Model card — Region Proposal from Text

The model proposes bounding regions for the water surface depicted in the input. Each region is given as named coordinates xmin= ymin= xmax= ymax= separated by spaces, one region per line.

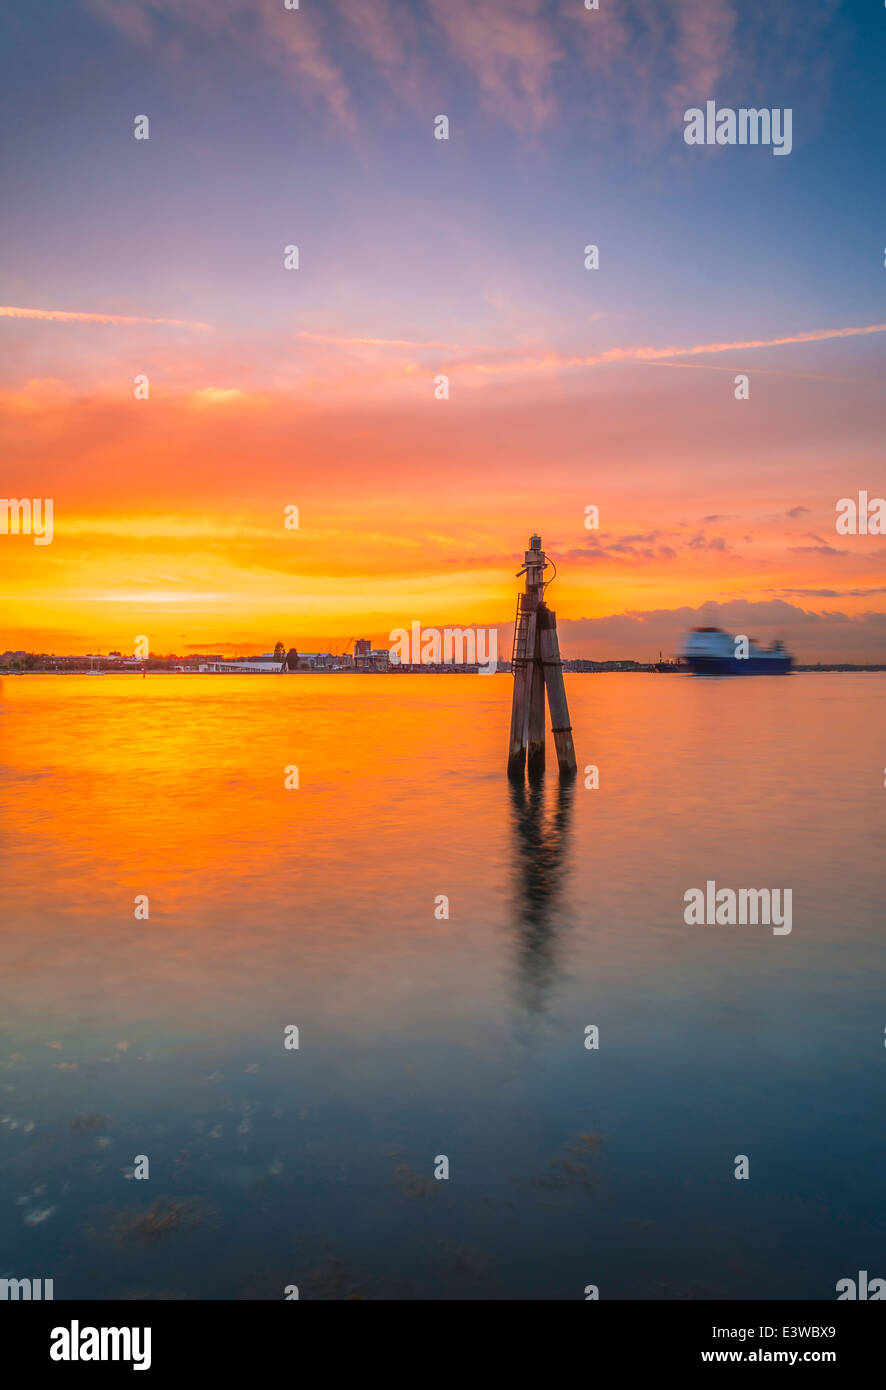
xmin=1 ymin=673 xmax=883 ymax=1299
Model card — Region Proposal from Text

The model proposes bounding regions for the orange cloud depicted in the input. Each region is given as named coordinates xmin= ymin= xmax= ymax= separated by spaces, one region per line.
xmin=2 ymin=339 xmax=883 ymax=658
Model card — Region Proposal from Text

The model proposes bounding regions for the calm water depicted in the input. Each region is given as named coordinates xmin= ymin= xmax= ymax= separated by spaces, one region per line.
xmin=1 ymin=672 xmax=884 ymax=1300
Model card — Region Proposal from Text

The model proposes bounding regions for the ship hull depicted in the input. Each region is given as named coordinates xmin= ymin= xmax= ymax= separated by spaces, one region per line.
xmin=683 ymin=655 xmax=793 ymax=676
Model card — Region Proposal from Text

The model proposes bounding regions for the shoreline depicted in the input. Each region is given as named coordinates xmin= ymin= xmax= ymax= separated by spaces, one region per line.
xmin=3 ymin=666 xmax=886 ymax=677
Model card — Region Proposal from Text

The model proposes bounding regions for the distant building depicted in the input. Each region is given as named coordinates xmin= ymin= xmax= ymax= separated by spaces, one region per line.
xmin=354 ymin=639 xmax=371 ymax=659
xmin=561 ymin=658 xmax=644 ymax=673
xmin=198 ymin=658 xmax=279 ymax=672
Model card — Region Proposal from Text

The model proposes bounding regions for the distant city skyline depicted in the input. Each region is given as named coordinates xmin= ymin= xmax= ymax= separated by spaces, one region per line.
xmin=1 ymin=1 xmax=884 ymax=661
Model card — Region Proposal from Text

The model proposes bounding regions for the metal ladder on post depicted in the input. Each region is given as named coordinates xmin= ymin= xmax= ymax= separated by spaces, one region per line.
xmin=511 ymin=594 xmax=531 ymax=672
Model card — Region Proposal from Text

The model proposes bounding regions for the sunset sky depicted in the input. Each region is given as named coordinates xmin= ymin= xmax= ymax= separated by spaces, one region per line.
xmin=1 ymin=0 xmax=884 ymax=660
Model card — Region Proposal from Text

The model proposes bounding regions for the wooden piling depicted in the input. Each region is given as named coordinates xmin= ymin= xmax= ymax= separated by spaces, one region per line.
xmin=508 ymin=607 xmax=535 ymax=778
xmin=527 ymin=649 xmax=546 ymax=778
xmin=508 ymin=535 xmax=576 ymax=780
xmin=537 ymin=604 xmax=577 ymax=777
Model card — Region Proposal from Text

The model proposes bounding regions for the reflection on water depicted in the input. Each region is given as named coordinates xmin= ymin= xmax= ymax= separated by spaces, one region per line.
xmin=1 ymin=673 xmax=884 ymax=1299
xmin=508 ymin=777 xmax=574 ymax=1016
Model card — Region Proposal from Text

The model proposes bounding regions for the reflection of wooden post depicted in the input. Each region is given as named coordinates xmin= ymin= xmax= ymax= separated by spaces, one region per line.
xmin=508 ymin=536 xmax=576 ymax=780
xmin=538 ymin=604 xmax=577 ymax=777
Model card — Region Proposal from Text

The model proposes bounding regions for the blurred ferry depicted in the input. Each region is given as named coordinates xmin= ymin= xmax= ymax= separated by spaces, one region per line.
xmin=680 ymin=627 xmax=793 ymax=675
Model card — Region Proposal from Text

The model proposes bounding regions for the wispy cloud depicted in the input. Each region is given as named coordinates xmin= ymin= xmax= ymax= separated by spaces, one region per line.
xmin=636 ymin=360 xmax=862 ymax=384
xmin=561 ymin=531 xmax=683 ymax=566
xmin=427 ymin=0 xmax=563 ymax=133
xmin=773 ymin=588 xmax=886 ymax=598
xmin=0 ymin=305 xmax=209 ymax=330
xmin=84 ymin=0 xmax=842 ymax=148
xmin=686 ymin=531 xmax=733 ymax=553
xmin=291 ymin=321 xmax=886 ymax=385
xmin=460 ymin=323 xmax=886 ymax=377
xmin=87 ymin=0 xmax=358 ymax=134
xmin=789 ymin=533 xmax=848 ymax=557
xmin=296 ymin=330 xmax=483 ymax=351
xmin=666 ymin=0 xmax=737 ymax=124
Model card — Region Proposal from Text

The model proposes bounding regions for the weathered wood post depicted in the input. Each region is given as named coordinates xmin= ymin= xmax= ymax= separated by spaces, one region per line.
xmin=527 ymin=644 xmax=546 ymax=778
xmin=538 ymin=603 xmax=577 ymax=777
xmin=508 ymin=534 xmax=576 ymax=780
xmin=507 ymin=605 xmax=535 ymax=778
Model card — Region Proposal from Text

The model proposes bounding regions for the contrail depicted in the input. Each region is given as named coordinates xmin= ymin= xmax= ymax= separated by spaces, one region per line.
xmin=0 ymin=305 xmax=209 ymax=330
xmin=464 ymin=323 xmax=886 ymax=376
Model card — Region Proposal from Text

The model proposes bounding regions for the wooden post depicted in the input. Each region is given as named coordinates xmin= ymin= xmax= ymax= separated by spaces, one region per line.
xmin=538 ymin=603 xmax=577 ymax=777
xmin=508 ymin=534 xmax=576 ymax=780
xmin=507 ymin=607 xmax=535 ymax=778
xmin=527 ymin=643 xmax=546 ymax=778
